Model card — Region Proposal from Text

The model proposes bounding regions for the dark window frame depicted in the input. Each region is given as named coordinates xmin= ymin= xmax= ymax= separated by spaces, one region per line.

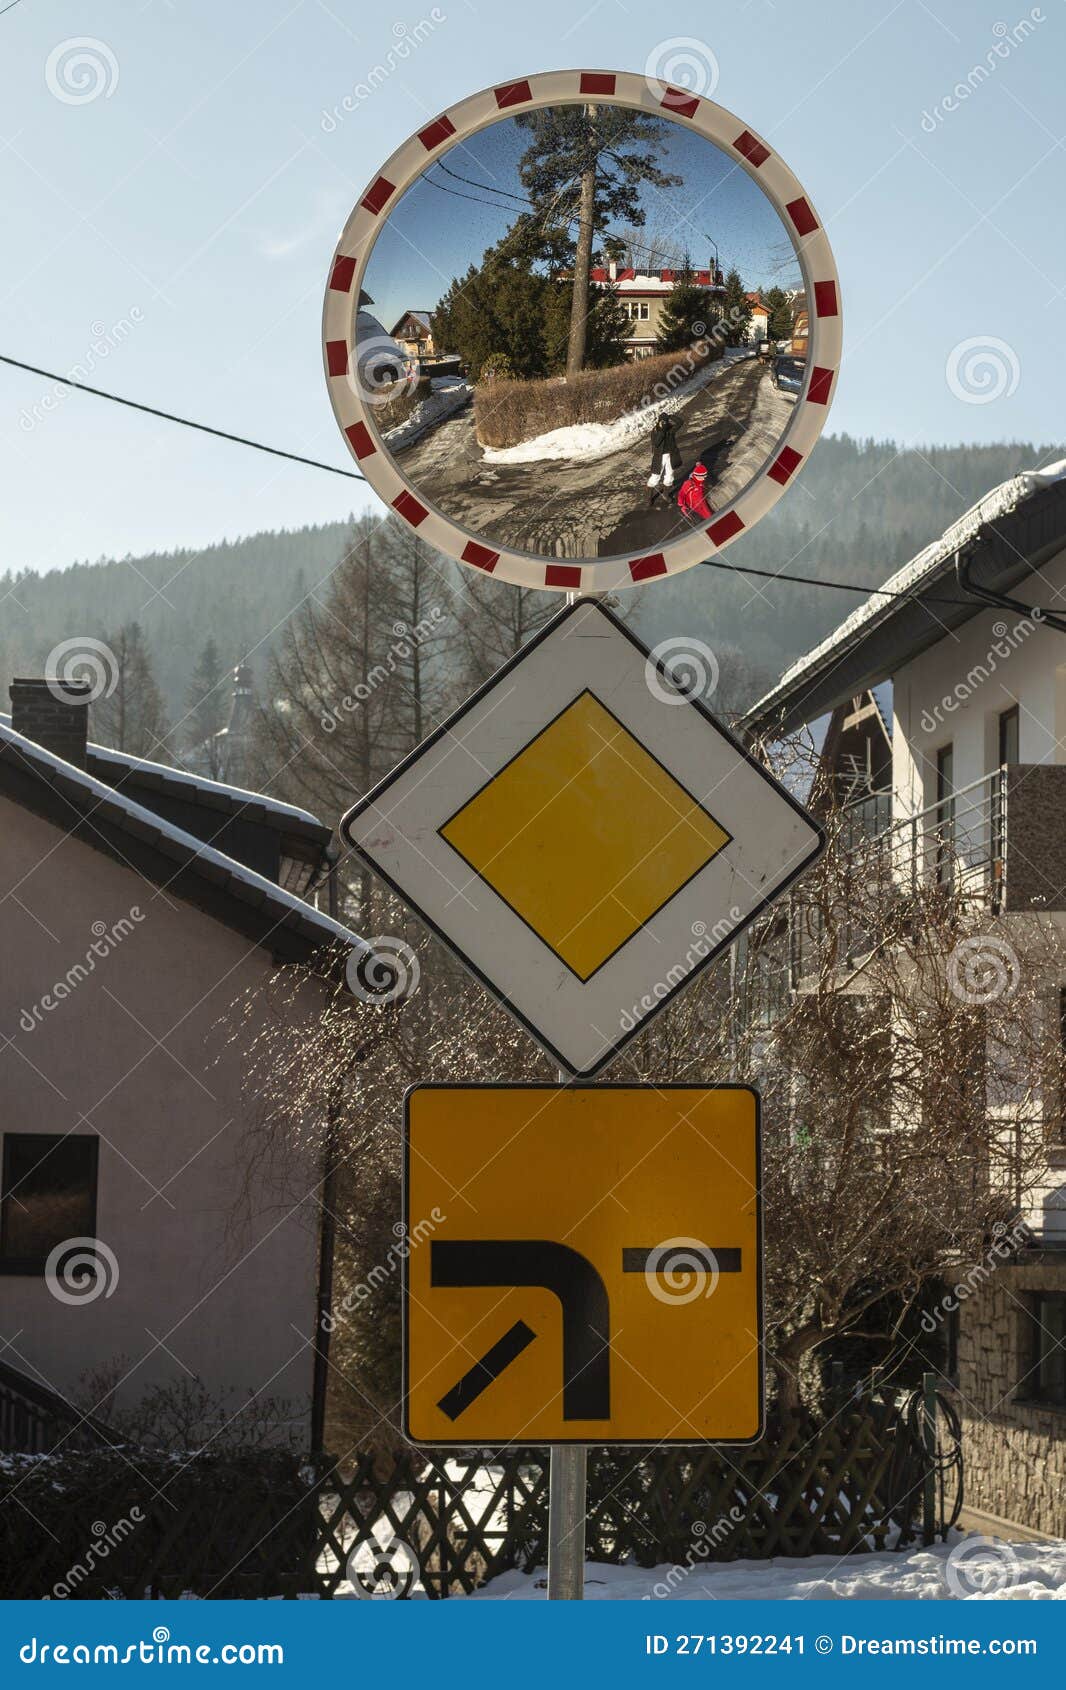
xmin=1016 ymin=1290 xmax=1066 ymax=1410
xmin=944 ymin=1301 xmax=960 ymax=1383
xmin=998 ymin=704 xmax=1020 ymax=768
xmin=0 ymin=1133 xmax=99 ymax=1275
xmin=935 ymin=742 xmax=955 ymax=884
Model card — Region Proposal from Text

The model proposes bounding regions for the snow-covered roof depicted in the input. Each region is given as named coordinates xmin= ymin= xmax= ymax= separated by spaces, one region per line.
xmin=0 ymin=714 xmax=326 ymax=834
xmin=391 ymin=310 xmax=432 ymax=333
xmin=87 ymin=740 xmax=324 ymax=828
xmin=355 ymin=310 xmax=406 ymax=373
xmin=610 ymin=274 xmax=674 ymax=293
xmin=746 ymin=459 xmax=1066 ymax=732
xmin=0 ymin=719 xmax=366 ymax=964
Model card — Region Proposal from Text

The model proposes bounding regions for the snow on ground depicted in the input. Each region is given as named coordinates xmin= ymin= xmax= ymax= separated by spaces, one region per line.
xmin=481 ymin=349 xmax=752 ymax=466
xmin=472 ymin=1538 xmax=1066 ymax=1601
xmin=384 ymin=378 xmax=473 ymax=451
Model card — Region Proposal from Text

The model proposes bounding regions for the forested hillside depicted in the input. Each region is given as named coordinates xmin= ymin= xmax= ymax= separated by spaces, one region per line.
xmin=2 ymin=436 xmax=1060 ymax=756
xmin=639 ymin=436 xmax=1066 ymax=676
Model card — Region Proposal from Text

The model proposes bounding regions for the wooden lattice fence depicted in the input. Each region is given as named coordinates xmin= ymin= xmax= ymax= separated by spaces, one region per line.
xmin=316 ymin=1390 xmax=953 ymax=1598
xmin=0 ymin=1390 xmax=958 ymax=1599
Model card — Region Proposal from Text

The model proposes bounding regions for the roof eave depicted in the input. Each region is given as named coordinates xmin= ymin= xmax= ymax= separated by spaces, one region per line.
xmin=0 ymin=741 xmax=359 ymax=974
xmin=744 ymin=478 xmax=1066 ymax=736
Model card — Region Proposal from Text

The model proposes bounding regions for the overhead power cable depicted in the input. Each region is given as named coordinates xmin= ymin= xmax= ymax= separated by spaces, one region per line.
xmin=0 ymin=353 xmax=366 ymax=482
xmin=5 ymin=348 xmax=1061 ymax=619
xmin=699 ymin=555 xmax=1063 ymax=614
xmin=428 ymin=159 xmax=697 ymax=271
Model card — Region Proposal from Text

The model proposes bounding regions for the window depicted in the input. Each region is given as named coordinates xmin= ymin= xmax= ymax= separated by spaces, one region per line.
xmin=0 ymin=1134 xmax=98 ymax=1271
xmin=998 ymin=705 xmax=1019 ymax=767
xmin=1020 ymin=1292 xmax=1066 ymax=1407
xmin=945 ymin=1302 xmax=959 ymax=1383
xmin=992 ymin=708 xmax=1016 ymax=879
xmin=935 ymin=743 xmax=955 ymax=884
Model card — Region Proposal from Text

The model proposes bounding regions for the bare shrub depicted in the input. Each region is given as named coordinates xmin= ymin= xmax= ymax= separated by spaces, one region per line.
xmin=375 ymin=374 xmax=430 ymax=434
xmin=75 ymin=1364 xmax=304 ymax=1452
xmin=473 ymin=340 xmax=720 ymax=448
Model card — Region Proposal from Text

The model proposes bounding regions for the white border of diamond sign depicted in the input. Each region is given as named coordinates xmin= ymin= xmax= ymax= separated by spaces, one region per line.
xmin=340 ymin=602 xmax=824 ymax=1076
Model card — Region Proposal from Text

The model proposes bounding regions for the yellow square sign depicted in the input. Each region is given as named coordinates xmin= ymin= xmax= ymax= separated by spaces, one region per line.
xmin=440 ymin=691 xmax=731 ymax=981
xmin=404 ymin=1085 xmax=762 ymax=1446
xmin=341 ymin=601 xmax=824 ymax=1078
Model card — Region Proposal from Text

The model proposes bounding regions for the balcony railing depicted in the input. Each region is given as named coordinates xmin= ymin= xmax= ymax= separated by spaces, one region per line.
xmin=886 ymin=770 xmax=1007 ymax=906
xmin=868 ymin=763 xmax=1066 ymax=913
xmin=785 ymin=764 xmax=1066 ymax=987
xmin=0 ymin=1357 xmax=115 ymax=1454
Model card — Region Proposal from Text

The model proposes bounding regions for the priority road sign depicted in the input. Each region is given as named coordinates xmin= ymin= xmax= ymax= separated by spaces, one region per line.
xmin=404 ymin=1085 xmax=763 ymax=1446
xmin=340 ymin=600 xmax=823 ymax=1077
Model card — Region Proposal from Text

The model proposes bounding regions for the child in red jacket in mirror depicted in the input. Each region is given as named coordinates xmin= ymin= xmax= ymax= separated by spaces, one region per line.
xmin=677 ymin=462 xmax=714 ymax=520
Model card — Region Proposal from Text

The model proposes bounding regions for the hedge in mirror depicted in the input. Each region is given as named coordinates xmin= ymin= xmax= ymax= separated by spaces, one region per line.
xmin=353 ymin=101 xmax=807 ymax=562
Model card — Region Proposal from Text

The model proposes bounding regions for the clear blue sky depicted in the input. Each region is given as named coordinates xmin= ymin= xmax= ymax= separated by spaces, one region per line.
xmin=364 ymin=113 xmax=800 ymax=329
xmin=2 ymin=0 xmax=1063 ymax=573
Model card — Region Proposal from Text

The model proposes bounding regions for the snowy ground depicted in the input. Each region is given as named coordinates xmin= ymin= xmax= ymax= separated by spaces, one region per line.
xmin=382 ymin=377 xmax=472 ymax=451
xmin=472 ymin=1539 xmax=1066 ymax=1602
xmin=481 ymin=348 xmax=752 ymax=465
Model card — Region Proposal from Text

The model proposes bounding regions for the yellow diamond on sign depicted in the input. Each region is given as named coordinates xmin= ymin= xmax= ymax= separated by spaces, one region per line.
xmin=439 ymin=690 xmax=731 ymax=981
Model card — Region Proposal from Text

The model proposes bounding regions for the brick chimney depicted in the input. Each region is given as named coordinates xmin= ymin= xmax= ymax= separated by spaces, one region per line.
xmin=9 ymin=678 xmax=91 ymax=768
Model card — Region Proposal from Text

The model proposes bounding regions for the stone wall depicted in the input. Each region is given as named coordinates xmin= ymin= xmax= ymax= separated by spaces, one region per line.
xmin=956 ymin=1256 xmax=1066 ymax=1535
xmin=1004 ymin=764 xmax=1066 ymax=911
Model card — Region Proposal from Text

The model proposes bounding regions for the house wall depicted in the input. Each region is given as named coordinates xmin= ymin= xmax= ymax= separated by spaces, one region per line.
xmin=0 ymin=796 xmax=323 ymax=1439
xmin=615 ymin=292 xmax=669 ymax=355
xmin=884 ymin=545 xmax=1066 ymax=1532
xmin=956 ymin=1259 xmax=1066 ymax=1537
xmin=890 ymin=540 xmax=1066 ymax=819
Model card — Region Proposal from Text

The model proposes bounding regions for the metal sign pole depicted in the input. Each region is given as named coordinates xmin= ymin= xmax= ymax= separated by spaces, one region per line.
xmin=547 ymin=1443 xmax=587 ymax=1599
xmin=545 ymin=768 xmax=589 ymax=1603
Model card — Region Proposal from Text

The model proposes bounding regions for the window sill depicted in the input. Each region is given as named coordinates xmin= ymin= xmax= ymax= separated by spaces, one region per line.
xmin=1012 ymin=1395 xmax=1066 ymax=1416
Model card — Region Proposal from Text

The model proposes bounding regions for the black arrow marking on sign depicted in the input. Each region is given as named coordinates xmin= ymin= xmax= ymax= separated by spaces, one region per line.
xmin=623 ymin=1247 xmax=742 ymax=1274
xmin=431 ymin=1241 xmax=611 ymax=1420
xmin=436 ymin=1319 xmax=537 ymax=1421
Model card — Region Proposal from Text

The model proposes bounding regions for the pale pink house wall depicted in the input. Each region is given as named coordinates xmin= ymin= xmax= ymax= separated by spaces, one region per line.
xmin=0 ymin=794 xmax=323 ymax=1436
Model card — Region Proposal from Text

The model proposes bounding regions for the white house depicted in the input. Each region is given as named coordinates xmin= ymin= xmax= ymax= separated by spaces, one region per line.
xmin=746 ymin=460 xmax=1066 ymax=1538
xmin=588 ymin=263 xmax=725 ymax=358
xmin=0 ymin=681 xmax=365 ymax=1451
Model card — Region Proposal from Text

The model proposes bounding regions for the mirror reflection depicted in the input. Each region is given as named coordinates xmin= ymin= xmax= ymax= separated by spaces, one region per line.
xmin=355 ymin=103 xmax=807 ymax=561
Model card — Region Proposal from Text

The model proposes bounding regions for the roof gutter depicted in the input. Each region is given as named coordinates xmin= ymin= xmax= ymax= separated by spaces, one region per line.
xmin=743 ymin=477 xmax=1066 ymax=737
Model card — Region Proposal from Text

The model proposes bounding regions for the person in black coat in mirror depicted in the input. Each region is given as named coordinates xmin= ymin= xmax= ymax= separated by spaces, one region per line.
xmin=647 ymin=414 xmax=682 ymax=506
